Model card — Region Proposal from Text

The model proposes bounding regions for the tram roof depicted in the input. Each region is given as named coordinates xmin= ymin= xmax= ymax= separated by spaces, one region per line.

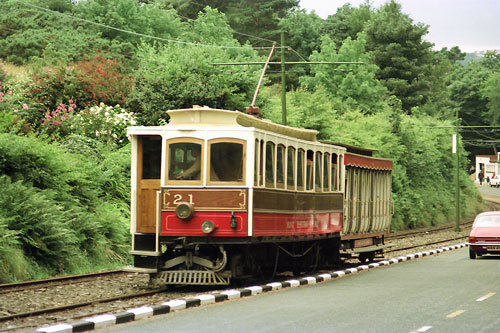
xmin=167 ymin=107 xmax=318 ymax=142
xmin=319 ymin=141 xmax=377 ymax=156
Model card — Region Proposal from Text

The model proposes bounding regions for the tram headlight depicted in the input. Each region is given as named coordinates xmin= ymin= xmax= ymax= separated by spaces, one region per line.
xmin=176 ymin=202 xmax=194 ymax=221
xmin=201 ymin=220 xmax=215 ymax=234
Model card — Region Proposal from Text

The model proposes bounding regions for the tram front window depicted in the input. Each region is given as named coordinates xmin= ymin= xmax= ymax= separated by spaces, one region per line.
xmin=168 ymin=142 xmax=202 ymax=180
xmin=210 ymin=142 xmax=244 ymax=182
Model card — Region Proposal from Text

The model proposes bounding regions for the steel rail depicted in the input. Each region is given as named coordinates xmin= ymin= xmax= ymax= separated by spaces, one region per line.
xmin=0 ymin=270 xmax=124 ymax=294
xmin=0 ymin=288 xmax=166 ymax=322
xmin=385 ymin=235 xmax=468 ymax=254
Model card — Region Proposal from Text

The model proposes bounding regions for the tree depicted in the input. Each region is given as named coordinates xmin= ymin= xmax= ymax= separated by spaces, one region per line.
xmin=224 ymin=0 xmax=299 ymax=45
xmin=437 ymin=46 xmax=466 ymax=64
xmin=321 ymin=3 xmax=372 ymax=49
xmin=481 ymin=72 xmax=500 ymax=125
xmin=364 ymin=0 xmax=434 ymax=113
xmin=301 ymin=34 xmax=389 ymax=115
xmin=75 ymin=0 xmax=184 ymax=43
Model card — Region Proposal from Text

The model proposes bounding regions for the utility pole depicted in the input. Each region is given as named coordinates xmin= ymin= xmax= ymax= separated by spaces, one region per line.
xmin=455 ymin=111 xmax=461 ymax=232
xmin=281 ymin=31 xmax=287 ymax=125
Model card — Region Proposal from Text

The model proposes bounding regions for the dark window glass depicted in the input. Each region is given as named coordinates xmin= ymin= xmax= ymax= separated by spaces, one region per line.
xmin=210 ymin=142 xmax=243 ymax=182
xmin=265 ymin=142 xmax=275 ymax=186
xmin=142 ymin=136 xmax=162 ymax=179
xmin=287 ymin=147 xmax=295 ymax=188
xmin=277 ymin=145 xmax=285 ymax=187
xmin=315 ymin=151 xmax=322 ymax=190
xmin=297 ymin=149 xmax=304 ymax=188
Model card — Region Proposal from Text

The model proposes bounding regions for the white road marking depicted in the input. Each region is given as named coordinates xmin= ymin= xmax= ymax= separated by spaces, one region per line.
xmin=477 ymin=292 xmax=496 ymax=302
xmin=410 ymin=325 xmax=433 ymax=332
xmin=446 ymin=309 xmax=465 ymax=318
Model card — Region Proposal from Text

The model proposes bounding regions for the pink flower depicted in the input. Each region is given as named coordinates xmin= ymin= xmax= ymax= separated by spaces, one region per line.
xmin=61 ymin=116 xmax=66 ymax=121
xmin=23 ymin=104 xmax=28 ymax=110
xmin=8 ymin=91 xmax=12 ymax=95
xmin=68 ymin=107 xmax=74 ymax=112
xmin=0 ymin=97 xmax=3 ymax=102
xmin=71 ymin=104 xmax=76 ymax=108
xmin=0 ymin=92 xmax=4 ymax=97
xmin=69 ymin=99 xmax=73 ymax=104
xmin=13 ymin=109 xmax=18 ymax=113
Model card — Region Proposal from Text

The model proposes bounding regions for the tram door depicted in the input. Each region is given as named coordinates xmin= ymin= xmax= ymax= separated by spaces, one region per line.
xmin=136 ymin=136 xmax=162 ymax=234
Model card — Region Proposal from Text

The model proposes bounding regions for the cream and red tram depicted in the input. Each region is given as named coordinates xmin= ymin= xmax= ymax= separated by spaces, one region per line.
xmin=126 ymin=107 xmax=392 ymax=285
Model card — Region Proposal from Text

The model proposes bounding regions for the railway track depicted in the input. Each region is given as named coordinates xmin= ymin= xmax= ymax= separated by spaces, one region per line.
xmin=0 ymin=270 xmax=124 ymax=295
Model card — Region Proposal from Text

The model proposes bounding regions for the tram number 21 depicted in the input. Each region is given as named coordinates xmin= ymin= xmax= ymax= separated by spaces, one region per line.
xmin=173 ymin=194 xmax=194 ymax=205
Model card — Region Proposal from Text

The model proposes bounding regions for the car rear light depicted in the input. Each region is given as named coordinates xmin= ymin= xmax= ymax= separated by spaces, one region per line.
xmin=469 ymin=236 xmax=476 ymax=243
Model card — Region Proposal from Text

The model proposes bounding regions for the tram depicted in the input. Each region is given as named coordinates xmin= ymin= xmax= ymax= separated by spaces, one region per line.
xmin=125 ymin=107 xmax=392 ymax=285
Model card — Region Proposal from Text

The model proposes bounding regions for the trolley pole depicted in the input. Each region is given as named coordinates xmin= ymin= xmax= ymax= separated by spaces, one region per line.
xmin=455 ymin=111 xmax=461 ymax=232
xmin=281 ymin=31 xmax=287 ymax=125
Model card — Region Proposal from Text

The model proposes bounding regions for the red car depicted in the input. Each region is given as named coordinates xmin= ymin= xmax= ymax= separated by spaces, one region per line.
xmin=468 ymin=211 xmax=500 ymax=259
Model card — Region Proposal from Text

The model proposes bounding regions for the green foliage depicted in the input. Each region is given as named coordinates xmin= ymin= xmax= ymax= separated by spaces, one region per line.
xmin=481 ymin=73 xmax=500 ymax=125
xmin=0 ymin=133 xmax=130 ymax=282
xmin=75 ymin=0 xmax=184 ymax=43
xmin=321 ymin=3 xmax=372 ymax=49
xmin=301 ymin=34 xmax=388 ymax=114
xmin=279 ymin=9 xmax=323 ymax=58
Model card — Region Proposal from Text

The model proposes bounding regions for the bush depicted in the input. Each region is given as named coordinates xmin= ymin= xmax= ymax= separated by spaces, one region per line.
xmin=25 ymin=53 xmax=133 ymax=129
xmin=70 ymin=103 xmax=136 ymax=147
xmin=0 ymin=133 xmax=130 ymax=282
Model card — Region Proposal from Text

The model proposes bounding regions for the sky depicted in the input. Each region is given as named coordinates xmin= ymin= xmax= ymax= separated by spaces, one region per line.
xmin=299 ymin=0 xmax=500 ymax=53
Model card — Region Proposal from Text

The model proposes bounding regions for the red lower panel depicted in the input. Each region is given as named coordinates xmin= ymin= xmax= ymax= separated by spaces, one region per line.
xmin=252 ymin=212 xmax=343 ymax=236
xmin=162 ymin=211 xmax=248 ymax=237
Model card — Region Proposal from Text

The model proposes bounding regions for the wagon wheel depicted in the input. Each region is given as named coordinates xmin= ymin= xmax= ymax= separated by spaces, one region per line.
xmin=359 ymin=252 xmax=375 ymax=263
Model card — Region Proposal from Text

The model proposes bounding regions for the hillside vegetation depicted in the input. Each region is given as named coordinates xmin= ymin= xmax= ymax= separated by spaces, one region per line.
xmin=1 ymin=0 xmax=498 ymax=282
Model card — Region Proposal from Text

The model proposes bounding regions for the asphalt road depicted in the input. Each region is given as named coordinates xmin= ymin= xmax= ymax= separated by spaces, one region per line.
xmin=102 ymin=247 xmax=500 ymax=333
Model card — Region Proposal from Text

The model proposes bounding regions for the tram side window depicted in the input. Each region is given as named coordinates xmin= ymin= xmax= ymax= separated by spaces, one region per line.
xmin=259 ymin=140 xmax=264 ymax=186
xmin=254 ymin=140 xmax=260 ymax=186
xmin=287 ymin=147 xmax=296 ymax=190
xmin=276 ymin=145 xmax=285 ymax=188
xmin=265 ymin=142 xmax=275 ymax=187
xmin=323 ymin=153 xmax=330 ymax=191
xmin=315 ymin=151 xmax=322 ymax=191
xmin=210 ymin=142 xmax=244 ymax=182
xmin=168 ymin=142 xmax=202 ymax=180
xmin=331 ymin=153 xmax=338 ymax=191
xmin=306 ymin=150 xmax=314 ymax=191
xmin=141 ymin=136 xmax=162 ymax=179
xmin=297 ymin=149 xmax=305 ymax=190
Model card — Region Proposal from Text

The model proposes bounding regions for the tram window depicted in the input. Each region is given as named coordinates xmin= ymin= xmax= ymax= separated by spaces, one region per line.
xmin=297 ymin=149 xmax=305 ymax=190
xmin=315 ymin=151 xmax=322 ymax=191
xmin=331 ymin=153 xmax=338 ymax=191
xmin=254 ymin=140 xmax=259 ymax=186
xmin=168 ymin=141 xmax=202 ymax=181
xmin=141 ymin=136 xmax=162 ymax=179
xmin=287 ymin=147 xmax=296 ymax=190
xmin=277 ymin=145 xmax=285 ymax=188
xmin=306 ymin=150 xmax=314 ymax=191
xmin=259 ymin=140 xmax=264 ymax=186
xmin=265 ymin=142 xmax=275 ymax=187
xmin=323 ymin=153 xmax=330 ymax=191
xmin=209 ymin=141 xmax=244 ymax=182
